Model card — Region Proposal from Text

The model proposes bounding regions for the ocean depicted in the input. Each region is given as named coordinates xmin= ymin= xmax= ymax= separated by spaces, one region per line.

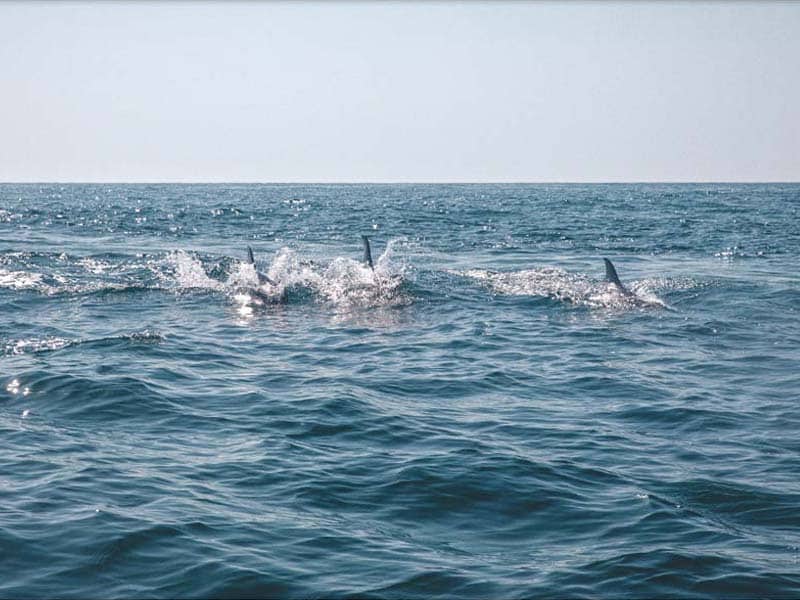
xmin=1 ymin=183 xmax=799 ymax=598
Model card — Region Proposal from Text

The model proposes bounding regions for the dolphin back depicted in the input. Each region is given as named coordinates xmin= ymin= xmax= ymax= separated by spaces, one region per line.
xmin=362 ymin=236 xmax=374 ymax=269
xmin=603 ymin=258 xmax=626 ymax=291
xmin=245 ymin=246 xmax=276 ymax=286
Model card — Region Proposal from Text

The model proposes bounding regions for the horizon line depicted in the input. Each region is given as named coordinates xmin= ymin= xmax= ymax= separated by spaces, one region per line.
xmin=2 ymin=180 xmax=799 ymax=185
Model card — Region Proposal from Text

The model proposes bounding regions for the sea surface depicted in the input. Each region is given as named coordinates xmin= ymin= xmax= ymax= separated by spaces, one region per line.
xmin=1 ymin=183 xmax=799 ymax=599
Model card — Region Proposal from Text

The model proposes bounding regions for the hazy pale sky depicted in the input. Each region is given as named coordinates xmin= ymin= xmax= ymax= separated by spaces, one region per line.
xmin=1 ymin=1 xmax=798 ymax=182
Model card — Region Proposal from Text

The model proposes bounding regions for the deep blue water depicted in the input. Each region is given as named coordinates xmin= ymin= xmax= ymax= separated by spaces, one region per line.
xmin=1 ymin=183 xmax=799 ymax=599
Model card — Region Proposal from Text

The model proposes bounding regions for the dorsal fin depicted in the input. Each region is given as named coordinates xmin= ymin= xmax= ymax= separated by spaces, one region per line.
xmin=603 ymin=258 xmax=629 ymax=294
xmin=247 ymin=246 xmax=256 ymax=265
xmin=362 ymin=235 xmax=374 ymax=270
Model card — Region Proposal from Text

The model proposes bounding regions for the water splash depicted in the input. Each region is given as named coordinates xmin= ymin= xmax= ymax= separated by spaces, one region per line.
xmin=315 ymin=239 xmax=410 ymax=308
xmin=228 ymin=241 xmax=412 ymax=311
xmin=460 ymin=266 xmax=671 ymax=309
xmin=0 ymin=268 xmax=49 ymax=292
xmin=170 ymin=250 xmax=224 ymax=291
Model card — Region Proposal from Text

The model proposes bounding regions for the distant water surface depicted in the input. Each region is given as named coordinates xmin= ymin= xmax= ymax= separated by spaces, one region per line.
xmin=1 ymin=183 xmax=799 ymax=598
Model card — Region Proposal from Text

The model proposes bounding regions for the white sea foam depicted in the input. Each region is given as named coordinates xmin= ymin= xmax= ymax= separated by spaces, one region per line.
xmin=230 ymin=241 xmax=410 ymax=311
xmin=314 ymin=239 xmax=409 ymax=308
xmin=78 ymin=257 xmax=112 ymax=274
xmin=170 ymin=250 xmax=224 ymax=290
xmin=460 ymin=266 xmax=670 ymax=310
xmin=0 ymin=268 xmax=48 ymax=292
xmin=3 ymin=337 xmax=72 ymax=356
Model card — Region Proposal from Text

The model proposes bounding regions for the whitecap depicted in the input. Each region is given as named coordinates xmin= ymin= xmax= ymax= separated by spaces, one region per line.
xmin=170 ymin=250 xmax=224 ymax=290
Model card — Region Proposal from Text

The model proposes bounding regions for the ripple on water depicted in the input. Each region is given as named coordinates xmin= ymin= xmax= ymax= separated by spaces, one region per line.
xmin=1 ymin=183 xmax=800 ymax=599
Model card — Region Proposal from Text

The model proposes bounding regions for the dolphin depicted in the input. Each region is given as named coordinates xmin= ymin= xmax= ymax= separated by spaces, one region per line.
xmin=603 ymin=258 xmax=634 ymax=297
xmin=360 ymin=236 xmax=404 ymax=292
xmin=247 ymin=246 xmax=277 ymax=286
xmin=602 ymin=258 xmax=669 ymax=308
xmin=240 ymin=246 xmax=285 ymax=304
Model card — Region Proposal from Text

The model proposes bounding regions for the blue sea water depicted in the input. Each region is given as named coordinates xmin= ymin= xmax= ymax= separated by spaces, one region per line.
xmin=1 ymin=183 xmax=799 ymax=599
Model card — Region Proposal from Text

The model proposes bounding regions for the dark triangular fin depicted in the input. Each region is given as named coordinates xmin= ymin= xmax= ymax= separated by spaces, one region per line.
xmin=603 ymin=258 xmax=628 ymax=293
xmin=362 ymin=235 xmax=374 ymax=270
xmin=247 ymin=246 xmax=256 ymax=265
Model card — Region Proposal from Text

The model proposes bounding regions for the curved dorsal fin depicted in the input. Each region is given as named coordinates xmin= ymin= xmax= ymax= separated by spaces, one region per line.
xmin=603 ymin=258 xmax=626 ymax=291
xmin=362 ymin=235 xmax=374 ymax=270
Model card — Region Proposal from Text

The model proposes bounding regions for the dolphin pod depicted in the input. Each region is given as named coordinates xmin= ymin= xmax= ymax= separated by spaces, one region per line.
xmin=240 ymin=238 xmax=380 ymax=306
xmin=240 ymin=241 xmax=657 ymax=307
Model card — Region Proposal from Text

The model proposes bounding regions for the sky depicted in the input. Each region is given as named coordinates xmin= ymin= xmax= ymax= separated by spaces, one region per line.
xmin=1 ymin=1 xmax=798 ymax=182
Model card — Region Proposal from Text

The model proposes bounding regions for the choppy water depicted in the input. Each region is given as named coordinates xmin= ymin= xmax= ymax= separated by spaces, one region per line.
xmin=1 ymin=183 xmax=799 ymax=599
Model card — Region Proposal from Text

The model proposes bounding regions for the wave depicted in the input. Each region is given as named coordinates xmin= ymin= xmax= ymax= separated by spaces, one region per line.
xmin=2 ymin=330 xmax=165 ymax=357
